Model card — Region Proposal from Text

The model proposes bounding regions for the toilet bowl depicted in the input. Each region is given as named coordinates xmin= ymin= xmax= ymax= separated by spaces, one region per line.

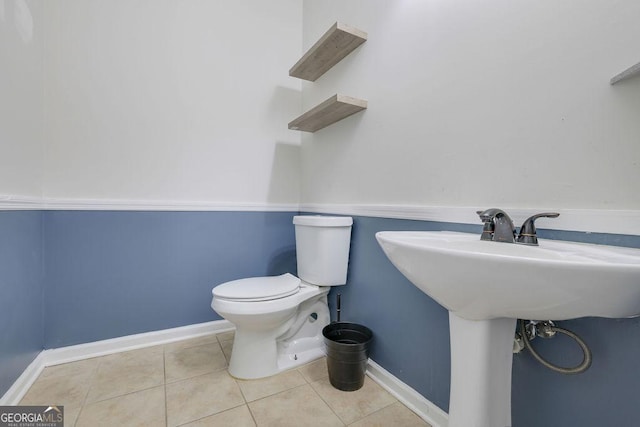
xmin=211 ymin=216 xmax=353 ymax=379
xmin=212 ymin=274 xmax=330 ymax=379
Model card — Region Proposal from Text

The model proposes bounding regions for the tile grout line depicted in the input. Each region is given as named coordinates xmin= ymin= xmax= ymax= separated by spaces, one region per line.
xmin=76 ymin=346 xmax=167 ymax=414
xmin=245 ymin=402 xmax=260 ymax=427
xmin=164 ymin=365 xmax=229 ymax=385
xmin=171 ymin=331 xmax=246 ymax=426
xmin=173 ymin=403 xmax=249 ymax=427
xmin=164 ymin=336 xmax=221 ymax=355
xmin=245 ymin=403 xmax=259 ymax=427
xmin=226 ymin=331 xmax=303 ymax=426
xmin=245 ymin=381 xmax=309 ymax=406
xmin=307 ymin=375 xmax=401 ymax=426
xmin=165 ymin=365 xmax=231 ymax=389
xmin=164 ymin=335 xmax=229 ymax=385
xmin=344 ymin=400 xmax=399 ymax=426
xmin=74 ymin=356 xmax=102 ymax=426
xmin=81 ymin=384 xmax=167 ymax=405
xmin=306 ymin=380 xmax=348 ymax=426
xmin=163 ymin=350 xmax=168 ymax=427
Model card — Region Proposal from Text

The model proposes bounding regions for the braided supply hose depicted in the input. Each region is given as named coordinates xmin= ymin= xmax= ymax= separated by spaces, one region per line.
xmin=519 ymin=319 xmax=592 ymax=374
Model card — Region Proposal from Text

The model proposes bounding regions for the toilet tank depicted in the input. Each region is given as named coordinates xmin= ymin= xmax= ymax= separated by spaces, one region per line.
xmin=293 ymin=216 xmax=353 ymax=286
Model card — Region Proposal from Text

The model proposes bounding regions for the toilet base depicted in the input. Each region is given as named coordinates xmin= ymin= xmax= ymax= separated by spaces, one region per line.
xmin=226 ymin=292 xmax=330 ymax=379
xmin=277 ymin=335 xmax=326 ymax=373
xmin=229 ymin=336 xmax=326 ymax=380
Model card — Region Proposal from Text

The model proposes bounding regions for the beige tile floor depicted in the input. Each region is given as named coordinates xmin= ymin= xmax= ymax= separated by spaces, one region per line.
xmin=19 ymin=331 xmax=431 ymax=426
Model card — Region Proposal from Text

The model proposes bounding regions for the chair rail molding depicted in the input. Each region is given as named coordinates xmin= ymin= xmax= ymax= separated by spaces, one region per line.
xmin=2 ymin=195 xmax=639 ymax=236
xmin=300 ymin=203 xmax=640 ymax=236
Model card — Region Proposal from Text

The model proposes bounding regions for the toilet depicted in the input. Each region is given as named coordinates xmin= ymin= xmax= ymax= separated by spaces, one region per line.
xmin=211 ymin=215 xmax=353 ymax=379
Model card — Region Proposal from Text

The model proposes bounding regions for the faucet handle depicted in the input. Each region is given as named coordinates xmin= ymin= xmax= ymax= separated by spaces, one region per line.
xmin=517 ymin=212 xmax=560 ymax=245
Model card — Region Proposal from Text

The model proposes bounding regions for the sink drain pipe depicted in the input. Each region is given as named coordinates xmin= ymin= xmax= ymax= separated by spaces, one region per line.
xmin=516 ymin=319 xmax=592 ymax=374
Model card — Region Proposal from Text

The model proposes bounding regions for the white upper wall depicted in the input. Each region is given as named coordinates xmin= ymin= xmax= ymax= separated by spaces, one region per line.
xmin=300 ymin=0 xmax=640 ymax=210
xmin=42 ymin=0 xmax=302 ymax=204
xmin=0 ymin=0 xmax=44 ymax=198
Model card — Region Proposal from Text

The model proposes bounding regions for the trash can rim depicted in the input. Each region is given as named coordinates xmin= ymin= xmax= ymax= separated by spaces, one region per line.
xmin=322 ymin=322 xmax=373 ymax=345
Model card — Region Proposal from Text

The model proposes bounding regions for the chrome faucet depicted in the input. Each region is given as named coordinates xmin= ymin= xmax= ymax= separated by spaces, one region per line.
xmin=476 ymin=209 xmax=559 ymax=245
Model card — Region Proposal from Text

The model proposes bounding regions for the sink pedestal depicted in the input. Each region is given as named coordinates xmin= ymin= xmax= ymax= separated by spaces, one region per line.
xmin=448 ymin=313 xmax=516 ymax=427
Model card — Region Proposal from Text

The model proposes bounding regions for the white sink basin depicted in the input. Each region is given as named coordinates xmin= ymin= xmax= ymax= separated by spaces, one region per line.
xmin=375 ymin=230 xmax=640 ymax=427
xmin=375 ymin=231 xmax=640 ymax=321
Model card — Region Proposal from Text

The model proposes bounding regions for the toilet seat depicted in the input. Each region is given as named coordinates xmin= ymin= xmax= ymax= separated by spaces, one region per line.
xmin=212 ymin=273 xmax=301 ymax=302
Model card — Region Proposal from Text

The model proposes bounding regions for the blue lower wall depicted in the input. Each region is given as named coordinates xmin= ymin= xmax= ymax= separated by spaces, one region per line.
xmin=0 ymin=211 xmax=44 ymax=397
xmin=43 ymin=211 xmax=297 ymax=348
xmin=331 ymin=215 xmax=640 ymax=427
xmin=326 ymin=216 xmax=481 ymax=411
xmin=3 ymin=208 xmax=640 ymax=427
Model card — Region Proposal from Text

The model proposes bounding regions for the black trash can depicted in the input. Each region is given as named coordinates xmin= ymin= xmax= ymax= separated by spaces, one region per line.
xmin=322 ymin=322 xmax=373 ymax=391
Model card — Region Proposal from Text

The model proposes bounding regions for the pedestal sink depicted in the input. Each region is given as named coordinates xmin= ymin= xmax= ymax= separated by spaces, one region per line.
xmin=376 ymin=231 xmax=640 ymax=427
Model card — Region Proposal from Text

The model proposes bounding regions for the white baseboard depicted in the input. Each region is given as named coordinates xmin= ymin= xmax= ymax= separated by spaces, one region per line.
xmin=0 ymin=320 xmax=233 ymax=405
xmin=367 ymin=359 xmax=449 ymax=427
xmin=0 ymin=352 xmax=48 ymax=406
xmin=40 ymin=320 xmax=234 ymax=367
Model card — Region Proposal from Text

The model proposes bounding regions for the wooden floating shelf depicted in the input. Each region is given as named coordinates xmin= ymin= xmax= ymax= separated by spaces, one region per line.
xmin=288 ymin=94 xmax=367 ymax=133
xmin=610 ymin=61 xmax=640 ymax=85
xmin=289 ymin=22 xmax=367 ymax=82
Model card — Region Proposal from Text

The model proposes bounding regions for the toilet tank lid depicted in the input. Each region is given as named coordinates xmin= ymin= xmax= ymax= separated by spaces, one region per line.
xmin=293 ymin=215 xmax=353 ymax=227
xmin=212 ymin=273 xmax=301 ymax=301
